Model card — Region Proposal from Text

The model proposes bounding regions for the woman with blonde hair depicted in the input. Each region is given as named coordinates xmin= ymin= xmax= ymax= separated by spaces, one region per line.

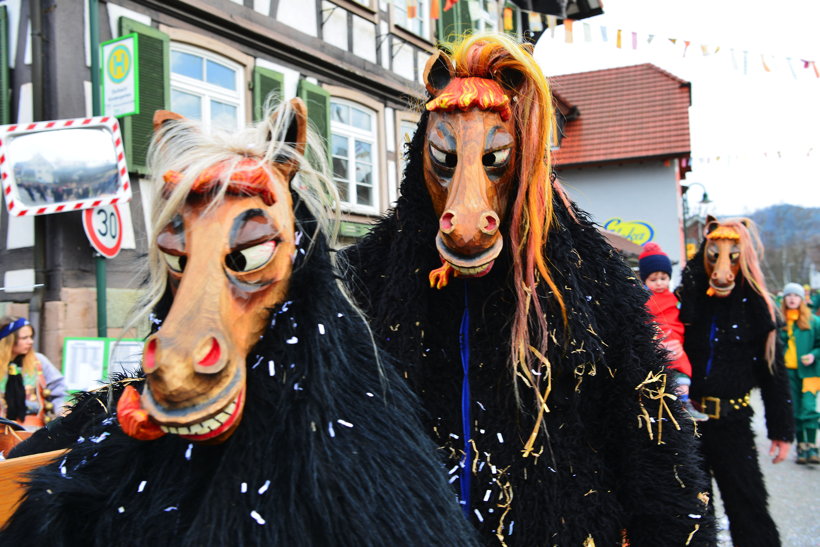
xmin=0 ymin=316 xmax=68 ymax=427
xmin=780 ymin=283 xmax=820 ymax=463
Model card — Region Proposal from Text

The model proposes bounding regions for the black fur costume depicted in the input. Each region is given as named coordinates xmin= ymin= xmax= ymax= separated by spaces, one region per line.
xmin=0 ymin=200 xmax=478 ymax=547
xmin=340 ymin=111 xmax=716 ymax=546
xmin=678 ymin=243 xmax=794 ymax=547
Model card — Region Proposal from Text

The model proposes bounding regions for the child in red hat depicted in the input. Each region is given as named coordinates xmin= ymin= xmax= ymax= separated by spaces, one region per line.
xmin=639 ymin=243 xmax=709 ymax=421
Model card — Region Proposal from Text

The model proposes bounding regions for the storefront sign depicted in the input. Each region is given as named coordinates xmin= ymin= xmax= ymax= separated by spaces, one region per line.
xmin=602 ymin=218 xmax=655 ymax=245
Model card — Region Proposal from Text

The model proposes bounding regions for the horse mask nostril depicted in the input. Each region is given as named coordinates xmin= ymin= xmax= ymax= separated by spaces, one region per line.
xmin=480 ymin=211 xmax=499 ymax=234
xmin=197 ymin=338 xmax=221 ymax=368
xmin=440 ymin=211 xmax=456 ymax=234
xmin=143 ymin=339 xmax=158 ymax=373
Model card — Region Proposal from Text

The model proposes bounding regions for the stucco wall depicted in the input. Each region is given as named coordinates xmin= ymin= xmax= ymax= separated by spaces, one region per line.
xmin=559 ymin=161 xmax=685 ymax=285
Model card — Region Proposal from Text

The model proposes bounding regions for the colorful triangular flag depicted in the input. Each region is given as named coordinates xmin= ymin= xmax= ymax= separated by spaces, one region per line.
xmin=407 ymin=0 xmax=418 ymax=20
xmin=430 ymin=0 xmax=440 ymax=20
xmin=565 ymin=19 xmax=574 ymax=43
xmin=547 ymin=15 xmax=557 ymax=37
xmin=528 ymin=11 xmax=543 ymax=32
xmin=503 ymin=7 xmax=513 ymax=31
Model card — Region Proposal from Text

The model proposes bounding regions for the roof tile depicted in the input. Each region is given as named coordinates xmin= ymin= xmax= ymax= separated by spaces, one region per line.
xmin=550 ymin=64 xmax=691 ymax=167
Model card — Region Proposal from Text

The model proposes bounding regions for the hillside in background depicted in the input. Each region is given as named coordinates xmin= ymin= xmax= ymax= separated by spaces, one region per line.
xmin=744 ymin=205 xmax=820 ymax=291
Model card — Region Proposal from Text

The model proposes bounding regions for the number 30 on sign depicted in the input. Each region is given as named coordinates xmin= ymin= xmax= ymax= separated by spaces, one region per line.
xmin=82 ymin=204 xmax=123 ymax=258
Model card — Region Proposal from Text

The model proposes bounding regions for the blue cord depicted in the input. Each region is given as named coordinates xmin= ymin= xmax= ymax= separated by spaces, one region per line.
xmin=458 ymin=282 xmax=472 ymax=518
xmin=705 ymin=316 xmax=717 ymax=376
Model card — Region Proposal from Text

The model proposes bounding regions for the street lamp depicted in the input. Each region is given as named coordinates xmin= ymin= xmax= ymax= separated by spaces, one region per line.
xmin=681 ymin=182 xmax=712 ymax=258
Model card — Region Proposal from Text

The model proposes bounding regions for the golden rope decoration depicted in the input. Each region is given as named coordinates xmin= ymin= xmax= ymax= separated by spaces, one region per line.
xmin=635 ymin=370 xmax=681 ymax=444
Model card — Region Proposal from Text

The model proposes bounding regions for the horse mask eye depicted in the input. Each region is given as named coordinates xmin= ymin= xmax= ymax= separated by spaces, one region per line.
xmin=225 ymin=241 xmax=277 ymax=272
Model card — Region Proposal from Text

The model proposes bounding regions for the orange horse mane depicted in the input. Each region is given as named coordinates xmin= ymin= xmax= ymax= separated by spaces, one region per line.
xmin=441 ymin=34 xmax=570 ymax=447
xmin=163 ymin=158 xmax=278 ymax=206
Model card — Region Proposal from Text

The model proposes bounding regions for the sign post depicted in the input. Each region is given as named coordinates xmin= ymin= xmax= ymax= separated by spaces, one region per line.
xmin=90 ymin=0 xmax=106 ymax=337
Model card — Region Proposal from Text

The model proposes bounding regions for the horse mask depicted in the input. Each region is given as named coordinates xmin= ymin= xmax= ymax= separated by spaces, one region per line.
xmin=118 ymin=99 xmax=306 ymax=444
xmin=703 ymin=215 xmax=742 ymax=297
xmin=423 ymin=50 xmax=521 ymax=287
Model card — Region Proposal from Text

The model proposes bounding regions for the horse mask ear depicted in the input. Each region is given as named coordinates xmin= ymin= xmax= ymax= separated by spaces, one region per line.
xmin=268 ymin=97 xmax=308 ymax=183
xmin=493 ymin=66 xmax=526 ymax=92
xmin=153 ymin=110 xmax=185 ymax=133
xmin=424 ymin=50 xmax=454 ymax=96
xmin=704 ymin=215 xmax=719 ymax=237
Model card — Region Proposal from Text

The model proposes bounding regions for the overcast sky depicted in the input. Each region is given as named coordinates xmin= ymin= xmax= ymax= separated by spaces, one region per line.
xmin=533 ymin=0 xmax=820 ymax=216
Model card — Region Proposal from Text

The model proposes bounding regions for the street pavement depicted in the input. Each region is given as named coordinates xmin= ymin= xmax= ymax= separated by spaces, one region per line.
xmin=712 ymin=391 xmax=819 ymax=546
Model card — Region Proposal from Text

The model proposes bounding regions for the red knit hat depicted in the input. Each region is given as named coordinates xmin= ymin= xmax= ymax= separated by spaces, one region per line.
xmin=638 ymin=243 xmax=672 ymax=281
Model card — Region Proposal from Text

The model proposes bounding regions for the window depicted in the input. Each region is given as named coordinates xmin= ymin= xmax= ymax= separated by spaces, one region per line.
xmin=472 ymin=0 xmax=499 ymax=32
xmin=170 ymin=45 xmax=244 ymax=131
xmin=397 ymin=118 xmax=418 ymax=180
xmin=392 ymin=0 xmax=428 ymax=37
xmin=331 ymin=99 xmax=379 ymax=213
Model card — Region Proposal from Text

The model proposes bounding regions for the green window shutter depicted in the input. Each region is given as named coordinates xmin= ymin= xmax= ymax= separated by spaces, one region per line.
xmin=296 ymin=79 xmax=330 ymax=162
xmin=252 ymin=66 xmax=284 ymax=122
xmin=0 ymin=6 xmax=10 ymax=125
xmin=436 ymin=0 xmax=474 ymax=43
xmin=119 ymin=18 xmax=169 ymax=175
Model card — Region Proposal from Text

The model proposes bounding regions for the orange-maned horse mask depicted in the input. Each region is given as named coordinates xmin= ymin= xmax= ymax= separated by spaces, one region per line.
xmin=423 ymin=50 xmax=521 ymax=288
xmin=703 ymin=216 xmax=742 ymax=298
xmin=117 ymin=99 xmax=306 ymax=444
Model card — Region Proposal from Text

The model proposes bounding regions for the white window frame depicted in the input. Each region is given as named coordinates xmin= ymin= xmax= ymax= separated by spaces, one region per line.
xmin=474 ymin=0 xmax=499 ymax=32
xmin=391 ymin=0 xmax=429 ymax=39
xmin=169 ymin=43 xmax=246 ymax=131
xmin=395 ymin=110 xmax=420 ymax=203
xmin=331 ymin=98 xmax=381 ymax=216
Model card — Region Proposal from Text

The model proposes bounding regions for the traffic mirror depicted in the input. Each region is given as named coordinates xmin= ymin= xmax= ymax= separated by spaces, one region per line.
xmin=0 ymin=116 xmax=131 ymax=216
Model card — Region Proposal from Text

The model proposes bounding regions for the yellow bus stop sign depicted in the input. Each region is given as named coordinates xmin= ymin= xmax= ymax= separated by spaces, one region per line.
xmin=101 ymin=34 xmax=139 ymax=118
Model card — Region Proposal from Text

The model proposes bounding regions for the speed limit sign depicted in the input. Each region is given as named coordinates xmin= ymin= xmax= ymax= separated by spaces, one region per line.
xmin=82 ymin=204 xmax=123 ymax=258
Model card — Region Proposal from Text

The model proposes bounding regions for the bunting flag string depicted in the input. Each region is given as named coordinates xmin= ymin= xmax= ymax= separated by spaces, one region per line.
xmin=690 ymin=147 xmax=819 ymax=167
xmin=412 ymin=1 xmax=816 ymax=80
xmin=510 ymin=10 xmax=820 ymax=80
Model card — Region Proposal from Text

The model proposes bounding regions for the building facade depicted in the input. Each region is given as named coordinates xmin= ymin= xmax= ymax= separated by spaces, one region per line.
xmin=550 ymin=63 xmax=693 ymax=282
xmin=0 ymin=0 xmax=540 ymax=364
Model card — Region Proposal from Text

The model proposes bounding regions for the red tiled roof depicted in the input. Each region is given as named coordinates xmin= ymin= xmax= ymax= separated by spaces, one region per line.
xmin=549 ymin=64 xmax=691 ymax=167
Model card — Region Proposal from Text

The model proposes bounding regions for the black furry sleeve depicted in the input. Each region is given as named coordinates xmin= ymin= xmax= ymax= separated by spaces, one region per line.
xmin=8 ymin=378 xmax=135 ymax=459
xmin=598 ymin=307 xmax=715 ymax=546
xmin=564 ymin=219 xmax=716 ymax=546
xmin=756 ymin=337 xmax=795 ymax=442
